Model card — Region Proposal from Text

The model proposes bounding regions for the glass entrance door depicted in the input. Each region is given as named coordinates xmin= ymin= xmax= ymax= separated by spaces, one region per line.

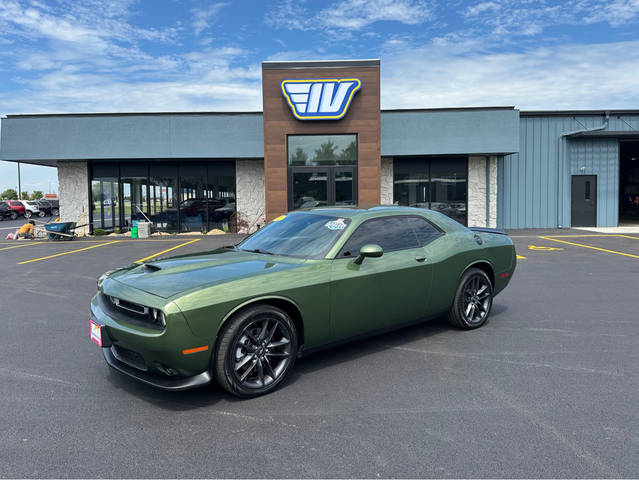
xmin=289 ymin=167 xmax=356 ymax=209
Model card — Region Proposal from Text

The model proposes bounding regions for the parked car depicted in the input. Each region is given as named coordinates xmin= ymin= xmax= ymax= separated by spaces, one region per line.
xmin=0 ymin=201 xmax=15 ymax=220
xmin=20 ymin=200 xmax=43 ymax=218
xmin=35 ymin=200 xmax=53 ymax=216
xmin=6 ymin=200 xmax=25 ymax=219
xmin=90 ymin=206 xmax=517 ymax=397
xmin=48 ymin=199 xmax=60 ymax=216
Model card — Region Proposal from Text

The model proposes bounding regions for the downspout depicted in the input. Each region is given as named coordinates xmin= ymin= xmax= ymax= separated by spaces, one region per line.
xmin=556 ymin=113 xmax=609 ymax=227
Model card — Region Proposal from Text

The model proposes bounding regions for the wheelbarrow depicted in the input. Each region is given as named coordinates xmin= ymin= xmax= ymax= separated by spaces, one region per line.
xmin=45 ymin=222 xmax=77 ymax=240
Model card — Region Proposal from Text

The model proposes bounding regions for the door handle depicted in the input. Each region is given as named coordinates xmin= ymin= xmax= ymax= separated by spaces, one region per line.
xmin=415 ymin=256 xmax=426 ymax=262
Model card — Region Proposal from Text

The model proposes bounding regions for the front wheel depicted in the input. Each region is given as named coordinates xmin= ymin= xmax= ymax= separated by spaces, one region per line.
xmin=10 ymin=211 xmax=18 ymax=220
xmin=24 ymin=210 xmax=32 ymax=218
xmin=214 ymin=305 xmax=298 ymax=397
xmin=447 ymin=268 xmax=493 ymax=329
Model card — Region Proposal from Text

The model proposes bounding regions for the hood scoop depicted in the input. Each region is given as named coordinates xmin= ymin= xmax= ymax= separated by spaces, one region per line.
xmin=143 ymin=263 xmax=162 ymax=273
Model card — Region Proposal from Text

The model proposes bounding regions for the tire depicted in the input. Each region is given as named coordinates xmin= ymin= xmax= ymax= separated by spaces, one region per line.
xmin=52 ymin=209 xmax=59 ymax=216
xmin=10 ymin=211 xmax=17 ymax=220
xmin=24 ymin=210 xmax=32 ymax=218
xmin=38 ymin=211 xmax=45 ymax=217
xmin=447 ymin=267 xmax=493 ymax=329
xmin=214 ymin=304 xmax=298 ymax=398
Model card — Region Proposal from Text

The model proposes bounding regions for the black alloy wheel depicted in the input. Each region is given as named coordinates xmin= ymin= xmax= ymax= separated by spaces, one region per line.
xmin=447 ymin=268 xmax=493 ymax=329
xmin=214 ymin=305 xmax=297 ymax=397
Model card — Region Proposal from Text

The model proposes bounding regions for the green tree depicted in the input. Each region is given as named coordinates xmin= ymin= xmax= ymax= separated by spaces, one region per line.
xmin=30 ymin=190 xmax=44 ymax=200
xmin=1 ymin=189 xmax=18 ymax=199
xmin=312 ymin=140 xmax=338 ymax=165
xmin=289 ymin=147 xmax=309 ymax=166
xmin=21 ymin=191 xmax=30 ymax=200
xmin=338 ymin=141 xmax=357 ymax=165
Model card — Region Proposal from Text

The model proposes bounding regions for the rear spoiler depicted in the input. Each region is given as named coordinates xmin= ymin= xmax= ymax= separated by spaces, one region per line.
xmin=469 ymin=227 xmax=508 ymax=236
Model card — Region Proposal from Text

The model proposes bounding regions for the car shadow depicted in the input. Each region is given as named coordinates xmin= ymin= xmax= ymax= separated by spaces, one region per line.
xmin=107 ymin=306 xmax=509 ymax=410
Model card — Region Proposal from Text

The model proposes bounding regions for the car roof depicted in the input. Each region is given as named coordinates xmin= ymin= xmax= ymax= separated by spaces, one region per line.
xmin=295 ymin=205 xmax=432 ymax=218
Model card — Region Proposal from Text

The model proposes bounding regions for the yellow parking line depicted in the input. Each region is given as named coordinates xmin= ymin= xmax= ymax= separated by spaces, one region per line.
xmin=134 ymin=238 xmax=201 ymax=263
xmin=539 ymin=236 xmax=639 ymax=259
xmin=516 ymin=254 xmax=526 ymax=259
xmin=618 ymin=234 xmax=639 ymax=240
xmin=0 ymin=242 xmax=46 ymax=252
xmin=18 ymin=241 xmax=121 ymax=265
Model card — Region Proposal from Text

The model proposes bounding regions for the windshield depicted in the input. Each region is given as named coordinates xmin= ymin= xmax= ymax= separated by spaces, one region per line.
xmin=236 ymin=212 xmax=351 ymax=259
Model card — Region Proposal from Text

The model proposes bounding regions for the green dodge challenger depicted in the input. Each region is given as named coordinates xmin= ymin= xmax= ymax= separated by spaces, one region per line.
xmin=90 ymin=207 xmax=516 ymax=397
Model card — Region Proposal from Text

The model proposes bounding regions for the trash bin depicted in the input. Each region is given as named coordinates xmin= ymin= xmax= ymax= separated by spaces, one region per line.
xmin=131 ymin=226 xmax=138 ymax=238
xmin=137 ymin=221 xmax=150 ymax=238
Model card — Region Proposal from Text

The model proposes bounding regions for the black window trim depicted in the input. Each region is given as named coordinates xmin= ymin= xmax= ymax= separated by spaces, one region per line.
xmin=336 ymin=214 xmax=445 ymax=259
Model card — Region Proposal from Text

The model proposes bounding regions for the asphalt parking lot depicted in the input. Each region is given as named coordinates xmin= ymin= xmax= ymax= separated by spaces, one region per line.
xmin=1 ymin=231 xmax=638 ymax=477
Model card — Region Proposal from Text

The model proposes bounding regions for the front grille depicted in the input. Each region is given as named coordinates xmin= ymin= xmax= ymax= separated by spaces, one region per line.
xmin=111 ymin=345 xmax=147 ymax=371
xmin=99 ymin=293 xmax=165 ymax=330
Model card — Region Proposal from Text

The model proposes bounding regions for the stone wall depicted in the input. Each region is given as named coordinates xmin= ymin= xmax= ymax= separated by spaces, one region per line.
xmin=488 ymin=156 xmax=498 ymax=228
xmin=467 ymin=156 xmax=498 ymax=227
xmin=57 ymin=161 xmax=90 ymax=233
xmin=236 ymin=159 xmax=265 ymax=233
xmin=380 ymin=157 xmax=394 ymax=205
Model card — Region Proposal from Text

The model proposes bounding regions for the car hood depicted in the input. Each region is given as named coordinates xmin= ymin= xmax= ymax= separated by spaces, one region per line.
xmin=109 ymin=249 xmax=306 ymax=298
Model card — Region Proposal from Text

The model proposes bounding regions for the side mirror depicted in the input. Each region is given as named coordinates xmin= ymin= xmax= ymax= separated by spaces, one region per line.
xmin=354 ymin=244 xmax=383 ymax=265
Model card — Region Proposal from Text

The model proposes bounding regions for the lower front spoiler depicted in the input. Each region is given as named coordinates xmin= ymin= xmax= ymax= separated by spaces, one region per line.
xmin=102 ymin=347 xmax=211 ymax=391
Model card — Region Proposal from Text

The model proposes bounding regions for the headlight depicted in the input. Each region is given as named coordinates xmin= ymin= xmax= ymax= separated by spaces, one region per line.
xmin=150 ymin=308 xmax=166 ymax=328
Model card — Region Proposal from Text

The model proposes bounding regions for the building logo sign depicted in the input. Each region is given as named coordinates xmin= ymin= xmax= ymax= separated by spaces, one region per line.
xmin=281 ymin=78 xmax=361 ymax=120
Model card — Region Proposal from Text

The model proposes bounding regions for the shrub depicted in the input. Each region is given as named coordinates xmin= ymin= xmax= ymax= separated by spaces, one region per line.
xmin=114 ymin=227 xmax=121 ymax=234
xmin=93 ymin=228 xmax=106 ymax=236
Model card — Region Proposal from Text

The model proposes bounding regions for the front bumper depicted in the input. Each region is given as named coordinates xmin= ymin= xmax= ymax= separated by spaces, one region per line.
xmin=102 ymin=346 xmax=211 ymax=391
xmin=90 ymin=284 xmax=215 ymax=390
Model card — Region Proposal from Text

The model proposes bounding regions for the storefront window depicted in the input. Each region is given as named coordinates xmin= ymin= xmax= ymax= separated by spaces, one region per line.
xmin=120 ymin=164 xmax=148 ymax=229
xmin=91 ymin=163 xmax=119 ymax=230
xmin=90 ymin=161 xmax=236 ymax=233
xmin=206 ymin=162 xmax=236 ymax=231
xmin=179 ymin=164 xmax=207 ymax=232
xmin=149 ymin=164 xmax=178 ymax=231
xmin=394 ymin=157 xmax=468 ymax=225
xmin=288 ymin=135 xmax=357 ymax=166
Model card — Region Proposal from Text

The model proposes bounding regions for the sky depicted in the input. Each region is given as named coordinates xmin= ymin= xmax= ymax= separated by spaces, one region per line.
xmin=1 ymin=0 xmax=639 ymax=193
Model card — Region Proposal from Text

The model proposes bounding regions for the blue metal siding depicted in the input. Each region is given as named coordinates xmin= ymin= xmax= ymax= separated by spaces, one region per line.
xmin=381 ymin=108 xmax=519 ymax=156
xmin=498 ymin=113 xmax=639 ymax=229
xmin=569 ymin=139 xmax=619 ymax=227
xmin=0 ymin=113 xmax=265 ymax=161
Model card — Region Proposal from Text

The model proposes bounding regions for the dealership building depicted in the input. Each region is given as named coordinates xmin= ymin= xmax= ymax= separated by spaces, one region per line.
xmin=1 ymin=59 xmax=638 ymax=232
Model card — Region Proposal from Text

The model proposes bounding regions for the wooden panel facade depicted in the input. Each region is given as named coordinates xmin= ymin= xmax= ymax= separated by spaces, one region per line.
xmin=262 ymin=61 xmax=381 ymax=220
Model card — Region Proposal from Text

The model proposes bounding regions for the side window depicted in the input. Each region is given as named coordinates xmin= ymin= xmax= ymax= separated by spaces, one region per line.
xmin=406 ymin=216 xmax=442 ymax=246
xmin=339 ymin=217 xmax=419 ymax=257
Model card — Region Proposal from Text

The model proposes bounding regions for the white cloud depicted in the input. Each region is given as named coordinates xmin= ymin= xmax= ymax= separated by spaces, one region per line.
xmin=584 ymin=0 xmax=639 ymax=26
xmin=460 ymin=0 xmax=639 ymax=36
xmin=380 ymin=39 xmax=639 ymax=110
xmin=192 ymin=2 xmax=230 ymax=36
xmin=266 ymin=0 xmax=432 ymax=31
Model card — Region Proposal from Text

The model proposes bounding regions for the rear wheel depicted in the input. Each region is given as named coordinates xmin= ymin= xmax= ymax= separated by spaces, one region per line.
xmin=214 ymin=305 xmax=298 ymax=397
xmin=38 ymin=211 xmax=45 ymax=217
xmin=24 ymin=210 xmax=32 ymax=218
xmin=447 ymin=268 xmax=493 ymax=329
xmin=10 ymin=211 xmax=17 ymax=220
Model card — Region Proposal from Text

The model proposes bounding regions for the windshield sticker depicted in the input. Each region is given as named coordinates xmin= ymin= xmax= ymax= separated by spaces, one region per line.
xmin=325 ymin=218 xmax=347 ymax=230
xmin=272 ymin=215 xmax=286 ymax=222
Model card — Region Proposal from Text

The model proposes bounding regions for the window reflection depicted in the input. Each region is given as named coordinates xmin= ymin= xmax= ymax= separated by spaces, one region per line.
xmin=91 ymin=163 xmax=119 ymax=230
xmin=149 ymin=164 xmax=178 ymax=231
xmin=120 ymin=164 xmax=148 ymax=229
xmin=288 ymin=135 xmax=357 ymax=166
xmin=394 ymin=157 xmax=468 ymax=225
xmin=90 ymin=161 xmax=236 ymax=233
